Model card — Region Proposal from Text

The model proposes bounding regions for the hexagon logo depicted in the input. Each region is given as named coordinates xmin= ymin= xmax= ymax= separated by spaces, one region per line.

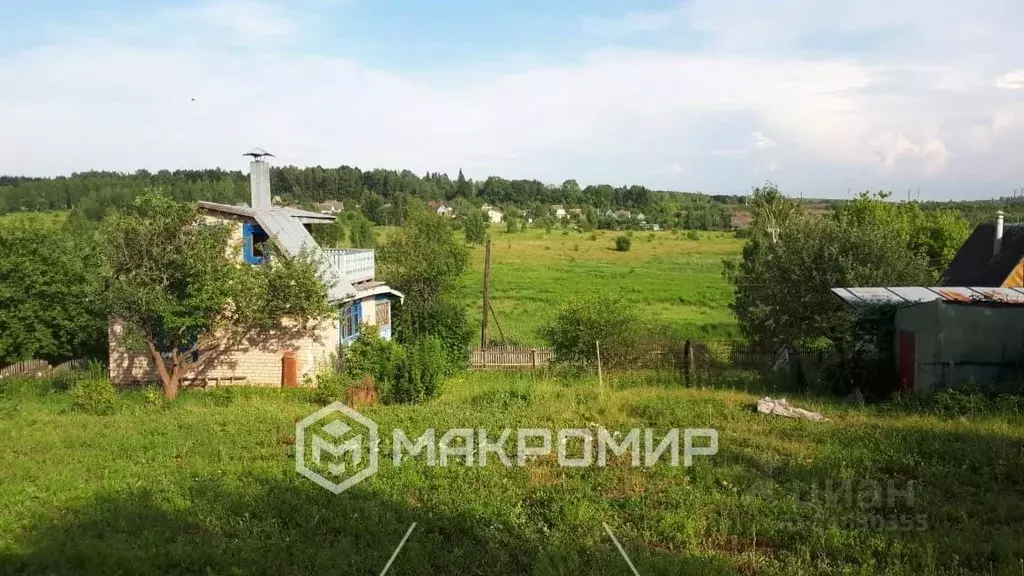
xmin=295 ymin=402 xmax=379 ymax=494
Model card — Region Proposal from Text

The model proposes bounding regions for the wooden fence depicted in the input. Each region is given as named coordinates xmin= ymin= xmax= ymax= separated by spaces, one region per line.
xmin=0 ymin=358 xmax=89 ymax=380
xmin=471 ymin=346 xmax=551 ymax=369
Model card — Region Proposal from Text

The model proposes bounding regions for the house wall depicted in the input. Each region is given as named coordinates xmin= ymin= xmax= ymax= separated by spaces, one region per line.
xmin=1001 ymin=258 xmax=1024 ymax=288
xmin=108 ymin=317 xmax=340 ymax=386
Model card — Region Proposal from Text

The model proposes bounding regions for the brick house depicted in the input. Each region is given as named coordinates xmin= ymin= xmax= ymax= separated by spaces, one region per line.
xmin=108 ymin=151 xmax=403 ymax=387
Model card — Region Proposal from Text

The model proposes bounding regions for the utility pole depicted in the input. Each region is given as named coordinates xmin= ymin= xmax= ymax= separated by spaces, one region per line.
xmin=480 ymin=236 xmax=492 ymax=348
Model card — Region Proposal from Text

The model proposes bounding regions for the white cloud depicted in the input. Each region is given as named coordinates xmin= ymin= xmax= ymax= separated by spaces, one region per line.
xmin=996 ymin=70 xmax=1024 ymax=90
xmin=752 ymin=131 xmax=777 ymax=149
xmin=1 ymin=0 xmax=1023 ymax=198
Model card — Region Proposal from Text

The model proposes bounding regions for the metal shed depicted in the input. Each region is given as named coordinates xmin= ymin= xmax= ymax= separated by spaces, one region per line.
xmin=832 ymin=287 xmax=1024 ymax=392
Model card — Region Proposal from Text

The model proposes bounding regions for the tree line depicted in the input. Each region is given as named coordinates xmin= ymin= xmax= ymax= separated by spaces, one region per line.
xmin=0 ymin=166 xmax=740 ymax=230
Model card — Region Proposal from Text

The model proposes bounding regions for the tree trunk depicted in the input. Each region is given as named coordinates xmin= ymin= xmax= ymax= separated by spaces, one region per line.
xmin=165 ymin=371 xmax=180 ymax=400
xmin=145 ymin=340 xmax=180 ymax=400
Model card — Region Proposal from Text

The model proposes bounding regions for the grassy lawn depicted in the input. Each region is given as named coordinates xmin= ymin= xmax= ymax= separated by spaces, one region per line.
xmin=2 ymin=373 xmax=1022 ymax=575
xmin=460 ymin=229 xmax=743 ymax=346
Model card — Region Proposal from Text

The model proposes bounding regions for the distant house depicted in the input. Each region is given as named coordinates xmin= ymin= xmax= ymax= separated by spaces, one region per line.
xmin=317 ymin=200 xmax=345 ymax=214
xmin=481 ymin=204 xmax=504 ymax=224
xmin=635 ymin=213 xmax=646 ymax=222
xmin=614 ymin=210 xmax=631 ymax=220
xmin=108 ymin=152 xmax=402 ymax=387
xmin=942 ymin=211 xmax=1024 ymax=287
xmin=552 ymin=205 xmax=567 ymax=219
xmin=436 ymin=204 xmax=455 ymax=218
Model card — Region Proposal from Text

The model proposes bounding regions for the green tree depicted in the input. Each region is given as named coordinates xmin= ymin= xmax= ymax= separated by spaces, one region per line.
xmin=378 ymin=207 xmax=472 ymax=365
xmin=749 ymin=182 xmax=801 ymax=243
xmin=505 ymin=216 xmax=520 ymax=233
xmin=464 ymin=209 xmax=486 ymax=244
xmin=100 ymin=193 xmax=332 ymax=399
xmin=540 ymin=294 xmax=647 ymax=369
xmin=347 ymin=212 xmax=376 ymax=248
xmin=455 ymin=169 xmax=473 ymax=199
xmin=730 ymin=217 xmax=932 ymax=347
xmin=0 ymin=216 xmax=106 ymax=363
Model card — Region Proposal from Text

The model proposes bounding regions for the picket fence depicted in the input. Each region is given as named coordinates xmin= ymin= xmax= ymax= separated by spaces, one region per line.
xmin=0 ymin=358 xmax=89 ymax=380
xmin=471 ymin=346 xmax=551 ymax=369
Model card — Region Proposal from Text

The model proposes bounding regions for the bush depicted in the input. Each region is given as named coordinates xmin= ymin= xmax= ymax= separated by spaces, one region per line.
xmin=343 ymin=329 xmax=448 ymax=404
xmin=308 ymin=370 xmax=349 ymax=406
xmin=70 ymin=377 xmax=117 ymax=415
xmin=685 ymin=230 xmax=700 ymax=241
xmin=614 ymin=236 xmax=631 ymax=252
xmin=540 ymin=293 xmax=648 ymax=369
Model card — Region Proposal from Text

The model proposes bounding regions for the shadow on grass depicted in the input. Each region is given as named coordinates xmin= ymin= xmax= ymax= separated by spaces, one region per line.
xmin=0 ymin=476 xmax=735 ymax=575
xmin=711 ymin=423 xmax=1024 ymax=575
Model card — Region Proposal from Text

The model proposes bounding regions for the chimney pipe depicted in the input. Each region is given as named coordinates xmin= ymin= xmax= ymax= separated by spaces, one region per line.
xmin=994 ymin=210 xmax=1005 ymax=258
xmin=249 ymin=159 xmax=271 ymax=210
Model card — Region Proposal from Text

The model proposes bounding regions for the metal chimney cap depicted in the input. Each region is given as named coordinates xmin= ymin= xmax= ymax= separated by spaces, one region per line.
xmin=243 ymin=147 xmax=275 ymax=159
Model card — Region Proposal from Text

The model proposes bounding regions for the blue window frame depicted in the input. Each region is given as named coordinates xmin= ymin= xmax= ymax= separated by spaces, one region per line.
xmin=242 ymin=222 xmax=269 ymax=264
xmin=341 ymin=301 xmax=362 ymax=342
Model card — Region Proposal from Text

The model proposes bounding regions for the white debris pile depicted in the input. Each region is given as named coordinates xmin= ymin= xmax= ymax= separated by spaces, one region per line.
xmin=756 ymin=397 xmax=826 ymax=422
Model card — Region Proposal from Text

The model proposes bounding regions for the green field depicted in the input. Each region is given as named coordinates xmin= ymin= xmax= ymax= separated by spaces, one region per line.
xmin=1 ymin=373 xmax=1022 ymax=575
xmin=460 ymin=229 xmax=743 ymax=346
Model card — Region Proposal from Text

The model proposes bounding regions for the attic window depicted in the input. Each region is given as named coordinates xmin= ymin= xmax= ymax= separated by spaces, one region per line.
xmin=243 ymin=222 xmax=269 ymax=264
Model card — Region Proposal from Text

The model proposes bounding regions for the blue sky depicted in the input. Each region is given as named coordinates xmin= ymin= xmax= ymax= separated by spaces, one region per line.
xmin=2 ymin=0 xmax=1024 ymax=199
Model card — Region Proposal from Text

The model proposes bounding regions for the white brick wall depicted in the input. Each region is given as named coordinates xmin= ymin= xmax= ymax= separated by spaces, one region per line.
xmin=108 ymin=318 xmax=340 ymax=387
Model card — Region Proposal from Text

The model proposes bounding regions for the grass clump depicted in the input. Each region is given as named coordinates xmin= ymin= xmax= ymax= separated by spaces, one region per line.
xmin=70 ymin=377 xmax=117 ymax=415
xmin=614 ymin=235 xmax=631 ymax=252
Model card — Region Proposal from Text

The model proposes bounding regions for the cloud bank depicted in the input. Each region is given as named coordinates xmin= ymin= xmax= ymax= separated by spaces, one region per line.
xmin=1 ymin=0 xmax=1023 ymax=198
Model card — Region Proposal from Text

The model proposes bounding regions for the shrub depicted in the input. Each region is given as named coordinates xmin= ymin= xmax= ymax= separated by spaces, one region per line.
xmin=343 ymin=328 xmax=448 ymax=404
xmin=70 ymin=377 xmax=117 ymax=415
xmin=540 ymin=293 xmax=648 ymax=369
xmin=685 ymin=230 xmax=700 ymax=241
xmin=614 ymin=236 xmax=631 ymax=252
xmin=505 ymin=218 xmax=519 ymax=233
xmin=588 ymin=233 xmax=598 ymax=241
xmin=309 ymin=370 xmax=349 ymax=406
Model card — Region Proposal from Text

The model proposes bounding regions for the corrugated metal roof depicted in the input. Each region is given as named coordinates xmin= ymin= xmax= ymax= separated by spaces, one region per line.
xmin=832 ymin=286 xmax=1024 ymax=308
xmin=252 ymin=211 xmax=356 ymax=301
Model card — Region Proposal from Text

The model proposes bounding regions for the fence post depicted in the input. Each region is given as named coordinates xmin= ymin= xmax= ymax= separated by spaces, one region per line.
xmin=596 ymin=340 xmax=603 ymax=390
xmin=531 ymin=348 xmax=537 ymax=370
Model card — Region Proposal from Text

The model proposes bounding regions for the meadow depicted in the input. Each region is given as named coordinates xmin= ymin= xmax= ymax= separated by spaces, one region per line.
xmin=459 ymin=228 xmax=744 ymax=346
xmin=1 ymin=371 xmax=1023 ymax=575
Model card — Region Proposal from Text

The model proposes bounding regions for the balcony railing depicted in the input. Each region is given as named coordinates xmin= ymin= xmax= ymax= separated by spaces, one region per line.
xmin=325 ymin=248 xmax=375 ymax=284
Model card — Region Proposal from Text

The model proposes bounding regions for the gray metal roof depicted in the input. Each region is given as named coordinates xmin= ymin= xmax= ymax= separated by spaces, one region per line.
xmin=198 ymin=201 xmax=336 ymax=223
xmin=832 ymin=286 xmax=1024 ymax=308
xmin=252 ymin=210 xmax=356 ymax=301
xmin=198 ymin=201 xmax=355 ymax=301
xmin=198 ymin=201 xmax=256 ymax=218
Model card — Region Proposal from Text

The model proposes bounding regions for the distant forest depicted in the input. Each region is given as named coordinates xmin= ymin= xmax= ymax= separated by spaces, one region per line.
xmin=0 ymin=164 xmax=1020 ymax=229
